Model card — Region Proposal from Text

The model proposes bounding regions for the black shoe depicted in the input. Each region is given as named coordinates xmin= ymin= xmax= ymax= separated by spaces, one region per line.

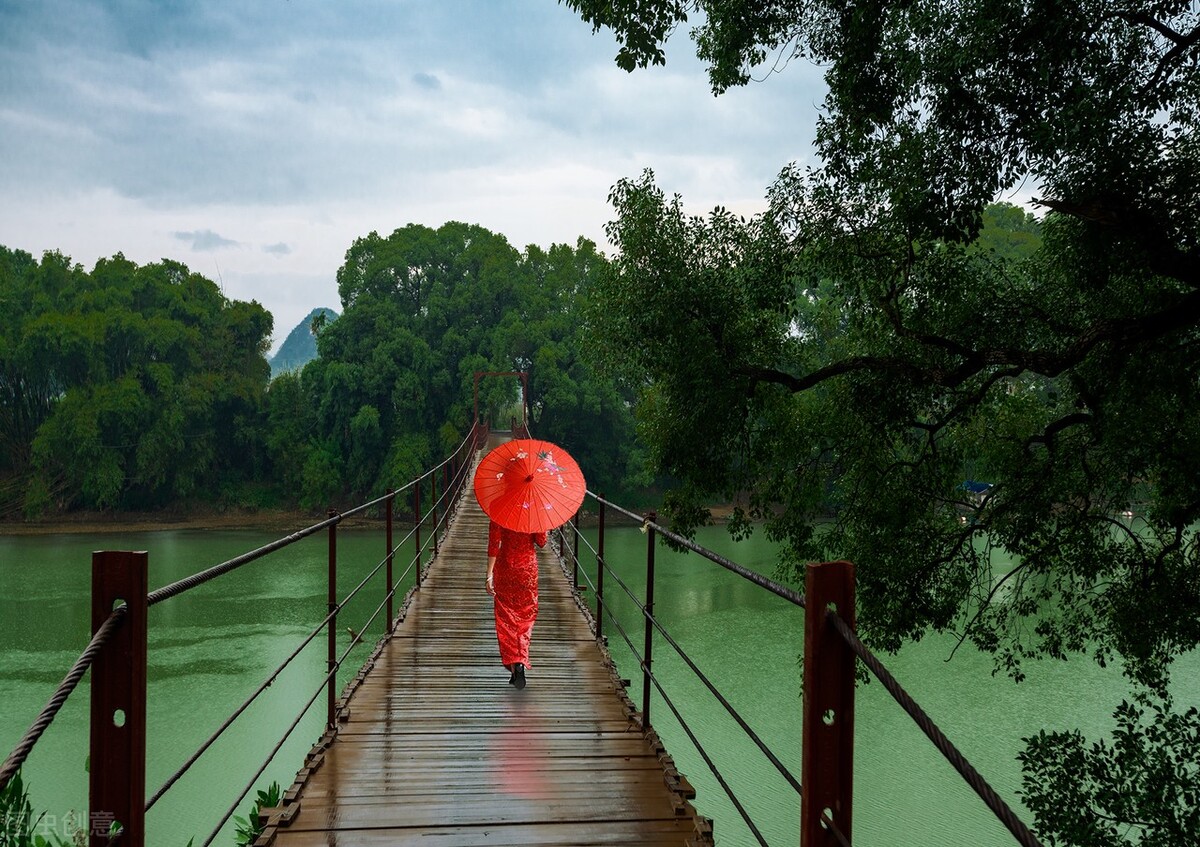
xmin=511 ymin=662 xmax=526 ymax=690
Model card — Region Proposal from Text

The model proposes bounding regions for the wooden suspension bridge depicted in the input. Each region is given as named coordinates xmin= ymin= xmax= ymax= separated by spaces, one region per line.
xmin=254 ymin=439 xmax=712 ymax=845
xmin=0 ymin=419 xmax=1046 ymax=847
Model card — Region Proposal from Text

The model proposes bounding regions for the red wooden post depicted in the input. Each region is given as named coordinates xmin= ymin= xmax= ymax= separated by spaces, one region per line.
xmin=386 ymin=488 xmax=394 ymax=628
xmin=413 ymin=484 xmax=423 ymax=588
xmin=90 ymin=551 xmax=147 ymax=847
xmin=801 ymin=560 xmax=856 ymax=847
xmin=641 ymin=511 xmax=657 ymax=729
xmin=572 ymin=511 xmax=581 ymax=590
xmin=327 ymin=510 xmax=338 ymax=729
xmin=596 ymin=499 xmax=606 ymax=640
xmin=431 ymin=471 xmax=440 ymax=556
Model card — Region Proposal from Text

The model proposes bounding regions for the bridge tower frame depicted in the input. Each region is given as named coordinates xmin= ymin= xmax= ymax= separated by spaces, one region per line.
xmin=473 ymin=370 xmax=529 ymax=427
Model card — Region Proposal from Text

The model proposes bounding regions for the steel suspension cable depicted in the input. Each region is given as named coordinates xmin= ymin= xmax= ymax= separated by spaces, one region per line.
xmin=825 ymin=610 xmax=1045 ymax=847
xmin=563 ymin=532 xmax=802 ymax=794
xmin=565 ymin=533 xmax=802 ymax=794
xmin=201 ymin=595 xmax=401 ymax=847
xmin=643 ymin=655 xmax=770 ymax=847
xmin=147 ymin=520 xmax=337 ymax=606
xmin=152 ymin=425 xmax=479 ymax=606
xmin=151 ymin=522 xmax=426 ymax=812
xmin=0 ymin=606 xmax=127 ymax=792
xmin=821 ymin=809 xmax=853 ymax=847
xmin=588 ymin=493 xmax=806 ymax=608
xmin=151 ymin=509 xmax=436 ymax=811
xmin=584 ymin=562 xmax=769 ymax=847
xmin=145 ymin=601 xmax=340 ymax=811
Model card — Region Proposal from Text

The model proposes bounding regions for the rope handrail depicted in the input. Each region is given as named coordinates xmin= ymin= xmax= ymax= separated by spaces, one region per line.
xmin=562 ymin=527 xmax=803 ymax=795
xmin=570 ymin=545 xmax=768 ymax=847
xmin=0 ymin=606 xmax=128 ymax=792
xmin=148 ymin=519 xmax=337 ymax=606
xmin=570 ymin=507 xmax=1038 ymax=847
xmin=825 ymin=609 xmax=1045 ymax=847
xmin=586 ymin=492 xmax=806 ymax=608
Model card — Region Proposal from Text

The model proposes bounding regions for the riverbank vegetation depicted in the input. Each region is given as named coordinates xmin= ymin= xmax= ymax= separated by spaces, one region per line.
xmin=0 ymin=226 xmax=649 ymax=526
xmin=564 ymin=1 xmax=1200 ymax=845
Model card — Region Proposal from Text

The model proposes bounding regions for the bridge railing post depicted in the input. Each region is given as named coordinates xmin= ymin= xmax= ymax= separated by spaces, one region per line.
xmin=572 ymin=511 xmax=581 ymax=590
xmin=432 ymin=472 xmax=440 ymax=557
xmin=414 ymin=484 xmax=422 ymax=588
xmin=386 ymin=489 xmax=394 ymax=628
xmin=801 ymin=560 xmax=856 ymax=847
xmin=641 ymin=511 xmax=657 ymax=730
xmin=596 ymin=498 xmax=605 ymax=641
xmin=327 ymin=509 xmax=338 ymax=730
xmin=90 ymin=550 xmax=147 ymax=847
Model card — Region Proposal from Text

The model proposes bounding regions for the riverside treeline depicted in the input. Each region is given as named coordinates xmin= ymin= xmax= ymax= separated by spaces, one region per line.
xmin=0 ymin=222 xmax=644 ymax=520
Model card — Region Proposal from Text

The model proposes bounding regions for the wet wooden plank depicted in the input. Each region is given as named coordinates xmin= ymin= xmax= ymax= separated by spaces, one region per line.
xmin=258 ymin=459 xmax=711 ymax=846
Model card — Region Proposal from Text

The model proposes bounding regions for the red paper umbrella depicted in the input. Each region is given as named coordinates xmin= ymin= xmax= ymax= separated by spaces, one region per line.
xmin=473 ymin=439 xmax=587 ymax=533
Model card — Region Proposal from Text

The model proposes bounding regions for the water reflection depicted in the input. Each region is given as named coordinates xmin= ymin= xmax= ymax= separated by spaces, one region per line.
xmin=488 ymin=696 xmax=557 ymax=802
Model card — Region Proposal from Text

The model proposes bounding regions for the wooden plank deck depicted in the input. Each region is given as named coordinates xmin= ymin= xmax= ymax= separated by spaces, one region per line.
xmin=257 ymin=452 xmax=713 ymax=846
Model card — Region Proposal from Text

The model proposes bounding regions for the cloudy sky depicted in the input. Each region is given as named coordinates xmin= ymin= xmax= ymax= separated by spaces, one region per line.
xmin=0 ymin=0 xmax=827 ymax=352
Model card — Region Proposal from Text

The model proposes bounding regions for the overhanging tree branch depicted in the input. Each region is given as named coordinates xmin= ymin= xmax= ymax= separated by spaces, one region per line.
xmin=738 ymin=288 xmax=1200 ymax=396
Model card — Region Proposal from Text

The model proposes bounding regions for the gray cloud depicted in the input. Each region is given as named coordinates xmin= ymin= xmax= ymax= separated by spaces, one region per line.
xmin=0 ymin=0 xmax=829 ymax=352
xmin=174 ymin=229 xmax=240 ymax=251
xmin=412 ymin=72 xmax=441 ymax=91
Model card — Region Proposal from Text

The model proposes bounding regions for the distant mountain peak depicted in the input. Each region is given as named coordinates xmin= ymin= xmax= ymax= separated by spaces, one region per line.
xmin=270 ymin=307 xmax=338 ymax=377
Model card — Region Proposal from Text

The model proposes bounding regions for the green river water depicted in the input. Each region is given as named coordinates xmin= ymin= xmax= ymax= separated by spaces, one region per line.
xmin=1 ymin=522 xmax=1196 ymax=846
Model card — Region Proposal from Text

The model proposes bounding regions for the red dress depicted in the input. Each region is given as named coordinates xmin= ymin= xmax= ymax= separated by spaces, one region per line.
xmin=488 ymin=521 xmax=547 ymax=668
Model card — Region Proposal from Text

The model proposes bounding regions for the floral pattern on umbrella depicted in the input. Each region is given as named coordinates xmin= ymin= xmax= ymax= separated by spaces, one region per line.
xmin=473 ymin=439 xmax=587 ymax=533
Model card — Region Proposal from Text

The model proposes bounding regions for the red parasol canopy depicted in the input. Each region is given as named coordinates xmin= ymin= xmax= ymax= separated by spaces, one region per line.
xmin=473 ymin=439 xmax=587 ymax=533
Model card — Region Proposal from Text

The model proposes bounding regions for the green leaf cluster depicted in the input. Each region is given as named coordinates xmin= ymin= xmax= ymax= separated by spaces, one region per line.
xmin=233 ymin=781 xmax=280 ymax=847
xmin=0 ymin=770 xmax=75 ymax=847
xmin=1019 ymin=695 xmax=1200 ymax=846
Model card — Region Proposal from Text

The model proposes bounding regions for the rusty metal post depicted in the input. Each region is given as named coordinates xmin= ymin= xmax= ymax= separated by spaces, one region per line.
xmin=641 ymin=511 xmax=657 ymax=729
xmin=444 ymin=464 xmax=450 ymax=522
xmin=801 ymin=560 xmax=856 ymax=847
xmin=326 ymin=510 xmax=338 ymax=730
xmin=90 ymin=551 xmax=147 ymax=847
xmin=572 ymin=511 xmax=581 ymax=590
xmin=386 ymin=488 xmax=394 ymax=628
xmin=596 ymin=499 xmax=605 ymax=641
xmin=413 ymin=483 xmax=423 ymax=588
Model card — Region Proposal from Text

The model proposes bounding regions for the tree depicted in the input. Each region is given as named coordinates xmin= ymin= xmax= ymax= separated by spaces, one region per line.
xmin=565 ymin=2 xmax=1200 ymax=843
xmin=1 ymin=250 xmax=273 ymax=515
xmin=285 ymin=222 xmax=645 ymax=506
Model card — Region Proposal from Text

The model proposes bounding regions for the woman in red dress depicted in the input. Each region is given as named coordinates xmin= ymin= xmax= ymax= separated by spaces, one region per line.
xmin=485 ymin=519 xmax=547 ymax=689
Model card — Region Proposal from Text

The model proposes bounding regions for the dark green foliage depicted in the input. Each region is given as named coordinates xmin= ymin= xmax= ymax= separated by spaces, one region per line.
xmin=278 ymin=221 xmax=647 ymax=504
xmin=0 ymin=248 xmax=273 ymax=517
xmin=1019 ymin=696 xmax=1200 ymax=847
xmin=565 ymin=2 xmax=1200 ymax=843
xmin=1 ymin=222 xmax=647 ymax=518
